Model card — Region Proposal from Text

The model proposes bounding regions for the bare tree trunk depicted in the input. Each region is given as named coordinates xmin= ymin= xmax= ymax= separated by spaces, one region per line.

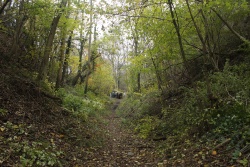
xmin=37 ymin=0 xmax=67 ymax=81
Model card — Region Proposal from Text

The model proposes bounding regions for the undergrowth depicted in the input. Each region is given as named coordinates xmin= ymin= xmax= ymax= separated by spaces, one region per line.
xmin=118 ymin=61 xmax=250 ymax=165
xmin=56 ymin=85 xmax=110 ymax=121
xmin=0 ymin=75 xmax=111 ymax=166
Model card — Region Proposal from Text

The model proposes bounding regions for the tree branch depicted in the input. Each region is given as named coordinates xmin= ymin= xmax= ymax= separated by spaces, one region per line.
xmin=211 ymin=8 xmax=249 ymax=44
xmin=0 ymin=0 xmax=11 ymax=15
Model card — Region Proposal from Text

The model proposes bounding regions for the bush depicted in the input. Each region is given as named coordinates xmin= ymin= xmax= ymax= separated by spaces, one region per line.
xmin=135 ymin=116 xmax=160 ymax=139
xmin=179 ymin=61 xmax=250 ymax=138
xmin=120 ymin=61 xmax=250 ymax=146
xmin=63 ymin=94 xmax=84 ymax=112
xmin=19 ymin=141 xmax=63 ymax=167
xmin=59 ymin=87 xmax=106 ymax=122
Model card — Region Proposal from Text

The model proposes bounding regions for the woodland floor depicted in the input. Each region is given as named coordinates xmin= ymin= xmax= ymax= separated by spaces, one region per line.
xmin=0 ymin=65 xmax=243 ymax=166
xmin=81 ymin=99 xmax=166 ymax=167
xmin=80 ymin=100 xmax=236 ymax=167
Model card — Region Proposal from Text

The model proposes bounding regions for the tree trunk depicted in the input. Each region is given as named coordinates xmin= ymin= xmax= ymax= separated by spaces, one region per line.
xmin=185 ymin=0 xmax=206 ymax=47
xmin=62 ymin=34 xmax=72 ymax=85
xmin=0 ymin=0 xmax=11 ymax=15
xmin=72 ymin=72 xmax=81 ymax=86
xmin=134 ymin=32 xmax=141 ymax=93
xmin=150 ymin=56 xmax=163 ymax=92
xmin=78 ymin=36 xmax=86 ymax=74
xmin=200 ymin=9 xmax=219 ymax=70
xmin=84 ymin=0 xmax=93 ymax=94
xmin=168 ymin=0 xmax=188 ymax=71
xmin=37 ymin=0 xmax=67 ymax=81
xmin=55 ymin=36 xmax=66 ymax=89
xmin=10 ymin=0 xmax=26 ymax=57
xmin=185 ymin=0 xmax=213 ymax=69
xmin=211 ymin=8 xmax=249 ymax=44
xmin=72 ymin=34 xmax=86 ymax=86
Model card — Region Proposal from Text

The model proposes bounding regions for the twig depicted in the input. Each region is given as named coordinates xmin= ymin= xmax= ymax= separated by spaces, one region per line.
xmin=212 ymin=138 xmax=231 ymax=151
xmin=240 ymin=144 xmax=250 ymax=154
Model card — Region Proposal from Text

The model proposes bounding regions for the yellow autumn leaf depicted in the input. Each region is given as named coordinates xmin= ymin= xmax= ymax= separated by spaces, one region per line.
xmin=13 ymin=125 xmax=19 ymax=129
xmin=59 ymin=134 xmax=64 ymax=138
xmin=0 ymin=127 xmax=5 ymax=132
xmin=212 ymin=150 xmax=217 ymax=155
xmin=50 ymin=138 xmax=54 ymax=143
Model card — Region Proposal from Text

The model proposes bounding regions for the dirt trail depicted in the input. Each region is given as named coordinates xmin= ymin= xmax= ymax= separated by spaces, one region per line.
xmin=82 ymin=99 xmax=163 ymax=167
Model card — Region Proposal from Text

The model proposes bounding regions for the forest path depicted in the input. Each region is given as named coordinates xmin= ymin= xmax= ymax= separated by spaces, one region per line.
xmin=82 ymin=99 xmax=164 ymax=167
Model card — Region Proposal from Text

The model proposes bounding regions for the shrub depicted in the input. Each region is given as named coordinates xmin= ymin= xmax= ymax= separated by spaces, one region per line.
xmin=179 ymin=61 xmax=250 ymax=138
xmin=63 ymin=94 xmax=84 ymax=112
xmin=9 ymin=141 xmax=63 ymax=167
xmin=135 ymin=116 xmax=160 ymax=139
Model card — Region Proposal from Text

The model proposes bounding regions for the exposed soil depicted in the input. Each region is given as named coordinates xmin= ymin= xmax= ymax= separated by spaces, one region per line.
xmin=82 ymin=99 xmax=165 ymax=167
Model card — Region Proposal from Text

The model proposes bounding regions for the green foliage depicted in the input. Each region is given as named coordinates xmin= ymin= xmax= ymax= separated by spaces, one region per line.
xmin=0 ymin=108 xmax=8 ymax=116
xmin=63 ymin=94 xmax=84 ymax=112
xmin=2 ymin=0 xmax=250 ymax=165
xmin=238 ymin=158 xmax=248 ymax=166
xmin=179 ymin=61 xmax=250 ymax=138
xmin=0 ymin=21 xmax=8 ymax=33
xmin=55 ymin=87 xmax=67 ymax=98
xmin=33 ymin=77 xmax=55 ymax=95
xmin=120 ymin=60 xmax=250 ymax=163
xmin=18 ymin=141 xmax=63 ymax=167
xmin=118 ymin=92 xmax=142 ymax=117
xmin=0 ymin=121 xmax=63 ymax=167
xmin=135 ymin=116 xmax=160 ymax=139
xmin=88 ymin=59 xmax=115 ymax=95
xmin=58 ymin=87 xmax=106 ymax=121
xmin=118 ymin=89 xmax=163 ymax=137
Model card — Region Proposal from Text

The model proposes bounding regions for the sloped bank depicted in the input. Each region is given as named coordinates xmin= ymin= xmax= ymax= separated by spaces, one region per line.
xmin=0 ymin=66 xmax=109 ymax=166
xmin=118 ymin=62 xmax=250 ymax=166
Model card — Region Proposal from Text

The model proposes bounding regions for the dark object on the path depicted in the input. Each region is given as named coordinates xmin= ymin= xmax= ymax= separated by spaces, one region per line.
xmin=153 ymin=137 xmax=167 ymax=141
xmin=110 ymin=91 xmax=123 ymax=99
xmin=117 ymin=92 xmax=123 ymax=99
xmin=110 ymin=91 xmax=117 ymax=98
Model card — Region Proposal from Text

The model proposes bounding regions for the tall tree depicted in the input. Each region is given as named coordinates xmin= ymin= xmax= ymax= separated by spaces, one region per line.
xmin=10 ymin=0 xmax=27 ymax=57
xmin=84 ymin=0 xmax=93 ymax=94
xmin=37 ymin=0 xmax=67 ymax=81
xmin=168 ymin=0 xmax=188 ymax=72
xmin=55 ymin=32 xmax=66 ymax=89
xmin=71 ymin=0 xmax=88 ymax=86
xmin=62 ymin=34 xmax=73 ymax=85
